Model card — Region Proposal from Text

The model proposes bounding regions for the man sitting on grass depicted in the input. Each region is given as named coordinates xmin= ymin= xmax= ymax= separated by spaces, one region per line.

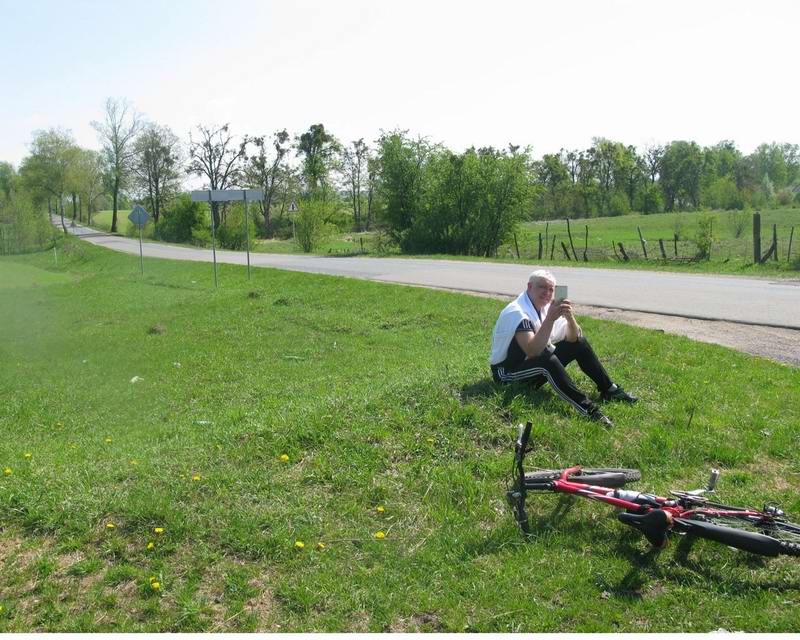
xmin=489 ymin=269 xmax=637 ymax=427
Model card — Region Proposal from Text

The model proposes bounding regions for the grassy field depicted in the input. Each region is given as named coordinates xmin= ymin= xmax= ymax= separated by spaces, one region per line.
xmin=497 ymin=208 xmax=799 ymax=277
xmin=86 ymin=210 xmax=132 ymax=234
xmin=84 ymin=207 xmax=800 ymax=278
xmin=87 ymin=209 xmax=368 ymax=256
xmin=1 ymin=237 xmax=798 ymax=631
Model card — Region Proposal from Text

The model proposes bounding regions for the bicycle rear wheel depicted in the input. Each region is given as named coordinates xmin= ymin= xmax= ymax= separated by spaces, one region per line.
xmin=525 ymin=468 xmax=641 ymax=488
xmin=678 ymin=513 xmax=800 ymax=557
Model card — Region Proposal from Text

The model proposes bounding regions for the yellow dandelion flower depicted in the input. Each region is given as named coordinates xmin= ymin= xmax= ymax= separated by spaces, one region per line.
xmin=279 ymin=454 xmax=289 ymax=462
xmin=375 ymin=531 xmax=386 ymax=540
xmin=129 ymin=459 xmax=138 ymax=465
xmin=150 ymin=581 xmax=161 ymax=590
xmin=149 ymin=575 xmax=157 ymax=582
xmin=146 ymin=542 xmax=155 ymax=550
xmin=106 ymin=523 xmax=115 ymax=529
xmin=426 ymin=437 xmax=434 ymax=443
xmin=104 ymin=437 xmax=112 ymax=444
xmin=376 ymin=505 xmax=385 ymax=513
xmin=24 ymin=453 xmax=32 ymax=459
xmin=56 ymin=421 xmax=63 ymax=427
xmin=154 ymin=527 xmax=164 ymax=535
xmin=317 ymin=542 xmax=326 ymax=550
xmin=3 ymin=468 xmax=12 ymax=476
xmin=294 ymin=540 xmax=305 ymax=550
xmin=192 ymin=474 xmax=201 ymax=481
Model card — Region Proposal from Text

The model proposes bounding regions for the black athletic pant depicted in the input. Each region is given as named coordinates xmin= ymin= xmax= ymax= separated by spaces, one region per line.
xmin=491 ymin=337 xmax=613 ymax=416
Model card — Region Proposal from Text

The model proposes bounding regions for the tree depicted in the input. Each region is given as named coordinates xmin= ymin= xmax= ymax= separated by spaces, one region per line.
xmin=296 ymin=124 xmax=340 ymax=193
xmin=131 ymin=123 xmax=182 ymax=226
xmin=340 ymin=139 xmax=370 ymax=231
xmin=91 ymin=98 xmax=142 ymax=232
xmin=376 ymin=130 xmax=435 ymax=243
xmin=398 ymin=146 xmax=530 ymax=256
xmin=243 ymin=129 xmax=290 ymax=237
xmin=187 ymin=123 xmax=247 ymax=230
xmin=643 ymin=144 xmax=664 ymax=184
xmin=365 ymin=154 xmax=381 ymax=231
xmin=534 ymin=154 xmax=571 ymax=217
xmin=660 ymin=141 xmax=703 ymax=211
xmin=0 ymin=162 xmax=15 ymax=200
xmin=19 ymin=128 xmax=79 ymax=233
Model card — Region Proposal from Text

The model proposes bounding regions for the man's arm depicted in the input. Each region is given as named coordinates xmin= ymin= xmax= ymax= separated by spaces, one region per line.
xmin=561 ymin=300 xmax=581 ymax=342
xmin=515 ymin=304 xmax=563 ymax=358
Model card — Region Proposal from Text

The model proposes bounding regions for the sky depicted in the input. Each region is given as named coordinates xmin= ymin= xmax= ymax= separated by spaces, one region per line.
xmin=1 ymin=0 xmax=798 ymax=169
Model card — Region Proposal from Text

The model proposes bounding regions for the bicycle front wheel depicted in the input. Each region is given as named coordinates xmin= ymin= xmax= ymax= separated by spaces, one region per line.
xmin=677 ymin=513 xmax=800 ymax=557
xmin=525 ymin=468 xmax=641 ymax=489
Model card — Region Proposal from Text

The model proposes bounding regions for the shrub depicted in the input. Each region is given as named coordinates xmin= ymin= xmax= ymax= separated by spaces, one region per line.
xmin=776 ymin=189 xmax=794 ymax=206
xmin=636 ymin=183 xmax=663 ymax=214
xmin=294 ymin=198 xmax=335 ymax=253
xmin=215 ymin=204 xmax=254 ymax=250
xmin=0 ymin=191 xmax=51 ymax=254
xmin=156 ymin=195 xmax=205 ymax=244
xmin=695 ymin=214 xmax=716 ymax=259
xmin=728 ymin=209 xmax=749 ymax=239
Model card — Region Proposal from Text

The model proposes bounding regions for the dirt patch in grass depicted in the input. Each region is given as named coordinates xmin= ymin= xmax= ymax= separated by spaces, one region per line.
xmin=0 ymin=534 xmax=24 ymax=564
xmin=389 ymin=611 xmax=444 ymax=632
xmin=244 ymin=577 xmax=277 ymax=631
xmin=741 ymin=456 xmax=799 ymax=493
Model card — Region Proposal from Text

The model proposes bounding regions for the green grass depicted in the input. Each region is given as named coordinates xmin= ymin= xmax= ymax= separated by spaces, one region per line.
xmin=4 ymin=235 xmax=797 ymax=631
xmin=87 ymin=210 xmax=133 ymax=234
xmin=503 ymin=208 xmax=800 ymax=277
xmin=85 ymin=207 xmax=800 ymax=277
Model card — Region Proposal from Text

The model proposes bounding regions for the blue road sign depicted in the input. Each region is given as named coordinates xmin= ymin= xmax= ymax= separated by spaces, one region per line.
xmin=128 ymin=205 xmax=150 ymax=227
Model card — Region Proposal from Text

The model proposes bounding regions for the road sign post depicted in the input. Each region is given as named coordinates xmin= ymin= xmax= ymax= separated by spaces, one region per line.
xmin=191 ymin=189 xmax=263 ymax=286
xmin=243 ymin=190 xmax=251 ymax=280
xmin=128 ymin=205 xmax=151 ymax=275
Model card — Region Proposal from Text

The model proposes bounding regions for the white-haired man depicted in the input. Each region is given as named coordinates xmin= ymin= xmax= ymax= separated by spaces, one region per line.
xmin=489 ymin=269 xmax=637 ymax=426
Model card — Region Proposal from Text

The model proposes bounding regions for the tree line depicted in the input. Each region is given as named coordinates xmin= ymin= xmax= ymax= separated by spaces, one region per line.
xmin=1 ymin=96 xmax=798 ymax=257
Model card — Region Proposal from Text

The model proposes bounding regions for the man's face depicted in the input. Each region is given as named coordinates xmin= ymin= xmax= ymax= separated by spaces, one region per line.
xmin=529 ymin=278 xmax=555 ymax=308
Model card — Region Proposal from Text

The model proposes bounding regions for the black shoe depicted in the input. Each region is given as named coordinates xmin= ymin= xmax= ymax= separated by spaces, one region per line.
xmin=601 ymin=385 xmax=638 ymax=403
xmin=588 ymin=409 xmax=613 ymax=427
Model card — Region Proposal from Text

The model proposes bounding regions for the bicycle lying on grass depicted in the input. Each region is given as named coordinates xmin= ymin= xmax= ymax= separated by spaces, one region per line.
xmin=506 ymin=422 xmax=800 ymax=558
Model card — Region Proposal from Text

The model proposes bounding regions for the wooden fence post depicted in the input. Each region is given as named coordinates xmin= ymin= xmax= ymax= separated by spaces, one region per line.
xmin=538 ymin=232 xmax=543 ymax=259
xmin=658 ymin=239 xmax=667 ymax=260
xmin=545 ymin=222 xmax=549 ymax=252
xmin=617 ymin=242 xmax=629 ymax=261
xmin=561 ymin=241 xmax=572 ymax=260
xmin=674 ymin=233 xmax=679 ymax=257
xmin=583 ymin=225 xmax=589 ymax=261
xmin=513 ymin=232 xmax=520 ymax=259
xmin=566 ymin=218 xmax=578 ymax=260
xmin=637 ymin=226 xmax=648 ymax=259
xmin=772 ymin=224 xmax=778 ymax=262
xmin=753 ymin=211 xmax=761 ymax=263
xmin=788 ymin=226 xmax=795 ymax=262
xmin=550 ymin=234 xmax=557 ymax=260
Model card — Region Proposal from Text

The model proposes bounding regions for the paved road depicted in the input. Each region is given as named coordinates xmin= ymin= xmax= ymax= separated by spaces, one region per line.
xmin=58 ymin=219 xmax=800 ymax=329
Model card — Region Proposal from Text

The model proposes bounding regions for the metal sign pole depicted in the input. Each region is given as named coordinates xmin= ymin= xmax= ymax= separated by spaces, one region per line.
xmin=138 ymin=223 xmax=144 ymax=275
xmin=208 ymin=191 xmax=218 ymax=288
xmin=244 ymin=191 xmax=251 ymax=280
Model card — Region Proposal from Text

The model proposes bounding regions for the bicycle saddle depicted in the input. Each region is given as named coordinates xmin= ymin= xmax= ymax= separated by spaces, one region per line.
xmin=617 ymin=509 xmax=672 ymax=548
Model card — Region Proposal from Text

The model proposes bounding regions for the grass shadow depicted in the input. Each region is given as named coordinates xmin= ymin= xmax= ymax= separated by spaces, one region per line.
xmin=461 ymin=378 xmax=550 ymax=407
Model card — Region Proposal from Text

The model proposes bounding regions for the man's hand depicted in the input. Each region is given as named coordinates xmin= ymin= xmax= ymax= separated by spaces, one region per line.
xmin=561 ymin=299 xmax=582 ymax=342
xmin=544 ymin=301 xmax=564 ymax=323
